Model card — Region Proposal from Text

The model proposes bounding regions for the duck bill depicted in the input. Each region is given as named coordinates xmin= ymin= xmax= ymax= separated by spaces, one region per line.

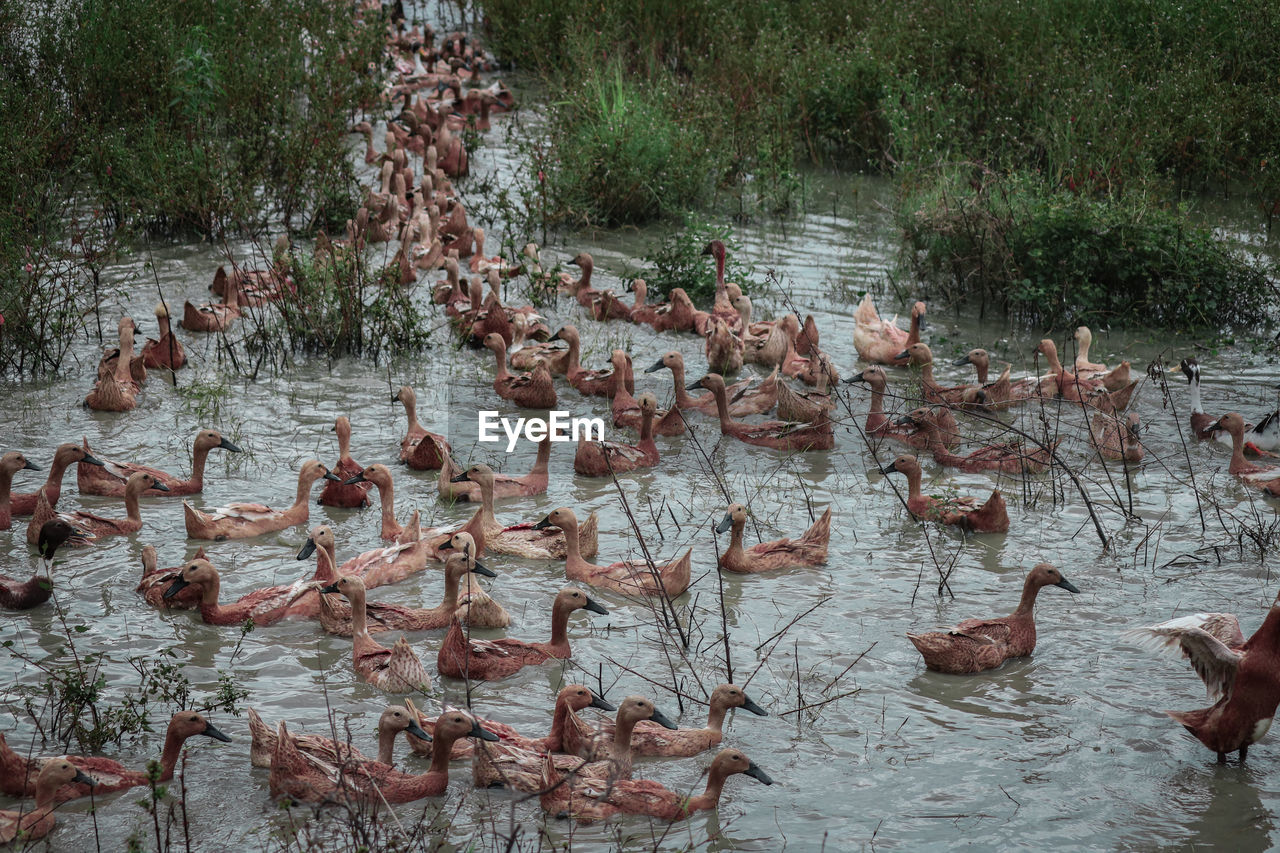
xmin=470 ymin=721 xmax=500 ymax=742
xmin=744 ymin=761 xmax=774 ymax=785
xmin=531 ymin=515 xmax=553 ymax=531
xmin=81 ymin=453 xmax=104 ymax=467
xmin=297 ymin=538 xmax=317 ymax=560
xmin=450 ymin=472 xmax=471 ymax=483
xmin=685 ymin=378 xmax=706 ymax=391
xmin=844 ymin=371 xmax=867 ymax=385
xmin=1055 ymin=578 xmax=1081 ymax=594
xmin=405 ymin=720 xmax=431 ymax=741
xmin=151 ymin=481 xmax=171 ymax=491
xmin=644 ymin=358 xmax=666 ymax=374
xmin=342 ymin=471 xmax=368 ymax=485
xmin=878 ymin=463 xmax=899 ymax=475
xmin=894 ymin=350 xmax=910 ymax=361
xmin=649 ymin=709 xmax=679 ymax=731
xmin=714 ymin=514 xmax=733 ymax=534
xmin=952 ymin=354 xmax=973 ymax=367
xmin=583 ymin=597 xmax=609 ymax=616
xmin=218 ymin=437 xmax=243 ymax=453
xmin=202 ymin=721 xmax=232 ymax=743
xmin=470 ymin=560 xmax=498 ymax=578
xmin=740 ymin=695 xmax=768 ymax=716
xmin=319 ymin=582 xmax=340 ymax=594
xmin=23 ymin=460 xmax=40 ymax=471
xmin=322 ymin=470 xmax=341 ymax=482
xmin=162 ymin=577 xmax=191 ymax=600
xmin=590 ymin=695 xmax=616 ymax=712
xmin=73 ymin=769 xmax=97 ymax=787
xmin=548 ymin=329 xmax=563 ymax=342
xmin=893 ymin=414 xmax=918 ymax=427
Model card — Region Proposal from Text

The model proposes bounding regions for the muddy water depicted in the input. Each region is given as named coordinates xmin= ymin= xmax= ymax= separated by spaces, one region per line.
xmin=3 ymin=96 xmax=1280 ymax=853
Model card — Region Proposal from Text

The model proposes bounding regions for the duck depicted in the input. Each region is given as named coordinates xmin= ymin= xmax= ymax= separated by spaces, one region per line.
xmin=1 ymin=519 xmax=81 ymax=610
xmin=94 ymin=316 xmax=146 ymax=386
xmin=540 ymin=747 xmax=771 ymax=822
xmin=163 ymin=558 xmax=328 ymax=625
xmin=575 ymin=394 xmax=661 ymax=477
xmin=320 ymin=575 xmax=432 ymax=693
xmin=0 ymin=451 xmax=38 ymax=530
xmin=183 ymin=459 xmax=338 ymax=540
xmin=509 ymin=313 xmax=568 ymax=373
xmin=27 ymin=471 xmax=168 ymax=545
xmin=702 ymin=240 xmax=743 ymax=329
xmin=906 ymin=563 xmax=1080 ymax=673
xmin=558 ymin=252 xmax=601 ymax=307
xmin=341 ymin=463 xmax=412 ymax=541
xmin=7 ymin=443 xmax=103 ymax=517
xmin=878 ymin=455 xmax=1010 ymax=533
xmin=795 ymin=314 xmax=821 ymax=357
xmin=648 ymin=288 xmax=701 ymax=333
xmin=643 ymin=351 xmax=767 ymax=417
xmin=300 ymin=519 xmax=442 ymax=590
xmin=84 ymin=318 xmax=141 ymax=411
xmin=1208 ymin=413 xmax=1280 ymax=494
xmin=687 ymin=373 xmax=835 ymax=452
xmin=1090 ymin=412 xmax=1145 ymax=462
xmin=450 ymin=464 xmax=599 ymax=559
xmin=270 ymin=712 xmax=497 ymax=805
xmin=550 ymin=325 xmax=635 ymax=398
xmin=1174 ymin=358 xmax=1279 ymax=452
xmin=77 ymin=430 xmax=242 ymax=497
xmin=471 ymin=687 xmax=618 ymax=789
xmin=393 ymin=385 xmax=452 ymax=470
xmin=1128 ymin=601 xmax=1280 ymax=763
xmin=1035 ymin=339 xmax=1137 ymax=410
xmin=136 ymin=544 xmax=209 ymax=609
xmin=894 ymin=408 xmax=1054 ymax=474
xmin=1072 ymin=326 xmax=1130 ymax=385
xmin=776 ymin=360 xmax=836 ymax=424
xmin=0 ymin=712 xmax=229 ymax=802
xmin=590 ymin=289 xmax=633 ymax=322
xmin=715 ymin=504 xmax=832 ymax=573
xmin=140 ymin=302 xmax=186 ymax=369
xmin=436 ymin=587 xmax=608 ymax=681
xmin=545 ymin=695 xmax=678 ymax=785
xmin=532 ymin=507 xmax=692 ymax=598
xmin=624 ymin=279 xmax=659 ymax=326
xmin=705 ymin=316 xmax=744 ymax=375
xmin=844 ymin=366 xmax=960 ymax=447
xmin=608 ymin=352 xmax=684 ymax=435
xmin=247 ymin=704 xmax=429 ymax=769
xmin=952 ymin=349 xmax=1048 ymax=408
xmin=0 ymin=759 xmax=95 ymax=843
xmin=438 ymin=436 xmax=551 ymax=502
xmin=567 ymin=683 xmax=766 ymax=759
xmin=897 ymin=343 xmax=984 ymax=407
xmin=318 ymin=417 xmax=372 ymax=508
xmin=853 ymin=294 xmax=924 ymax=365
xmin=484 ymin=334 xmax=557 ymax=408
xmin=314 ymin=553 xmax=498 ymax=636
xmin=445 ymin=532 xmax=512 ymax=628
xmin=180 ymin=277 xmax=241 ymax=333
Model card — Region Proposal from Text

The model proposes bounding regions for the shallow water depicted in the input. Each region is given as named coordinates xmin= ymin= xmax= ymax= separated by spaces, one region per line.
xmin=4 ymin=70 xmax=1280 ymax=853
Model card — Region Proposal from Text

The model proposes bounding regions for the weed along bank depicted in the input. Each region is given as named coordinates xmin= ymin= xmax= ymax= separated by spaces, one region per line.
xmin=477 ymin=410 xmax=605 ymax=452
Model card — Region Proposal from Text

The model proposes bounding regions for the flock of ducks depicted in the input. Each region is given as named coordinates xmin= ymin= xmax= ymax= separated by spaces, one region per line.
xmin=5 ymin=4 xmax=1280 ymax=846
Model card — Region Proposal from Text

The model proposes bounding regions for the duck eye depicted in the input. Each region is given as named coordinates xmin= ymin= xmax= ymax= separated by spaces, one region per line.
xmin=190 ymin=716 xmax=199 ymax=722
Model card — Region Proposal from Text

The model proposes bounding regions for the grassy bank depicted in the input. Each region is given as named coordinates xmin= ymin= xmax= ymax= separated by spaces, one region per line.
xmin=484 ymin=0 xmax=1279 ymax=328
xmin=0 ymin=0 xmax=383 ymax=374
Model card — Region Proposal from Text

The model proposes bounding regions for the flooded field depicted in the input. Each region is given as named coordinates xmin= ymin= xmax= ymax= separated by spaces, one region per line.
xmin=4 ymin=57 xmax=1280 ymax=853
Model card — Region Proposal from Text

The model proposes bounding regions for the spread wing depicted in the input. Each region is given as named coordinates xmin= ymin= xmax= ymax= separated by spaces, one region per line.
xmin=1124 ymin=616 xmax=1243 ymax=699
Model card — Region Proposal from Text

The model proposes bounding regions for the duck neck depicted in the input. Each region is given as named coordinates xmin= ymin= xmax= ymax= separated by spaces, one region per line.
xmin=376 ymin=724 xmax=397 ymax=765
xmin=115 ymin=328 xmax=135 ymax=384
xmin=45 ymin=453 xmax=71 ymax=496
xmin=545 ymin=699 xmax=574 ymax=750
xmin=313 ymin=544 xmax=338 ymax=584
xmin=441 ymin=566 xmax=463 ymax=610
xmin=706 ymin=700 xmax=728 ymax=732
xmin=866 ymin=382 xmax=884 ymax=416
xmin=906 ymin=312 xmax=921 ymax=347
xmin=974 ymin=359 xmax=990 ymax=385
xmin=123 ymin=484 xmax=143 ymax=524
xmin=638 ymin=409 xmax=655 ymax=449
xmin=671 ymin=362 xmax=696 ymax=408
xmin=565 ymin=334 xmax=581 ymax=374
xmin=402 ymin=395 xmax=423 ymax=433
xmin=530 ymin=436 xmax=552 ymax=476
xmin=478 ymin=478 xmax=497 ymax=529
xmin=293 ymin=471 xmax=315 ymax=510
xmin=577 ymin=260 xmax=593 ymax=293
xmin=548 ymin=601 xmax=573 ymax=650
xmin=612 ymin=713 xmax=639 ymax=754
xmin=686 ymin=766 xmax=730 ymax=814
xmin=903 ymin=466 xmax=923 ymax=502
xmin=560 ymin=520 xmax=585 ymax=571
xmin=377 ymin=478 xmax=398 ymax=536
xmin=490 ymin=341 xmax=511 ymax=381
xmin=1228 ymin=425 xmax=1248 ymax=472
xmin=349 ymin=589 xmax=369 ymax=637
xmin=189 ymin=442 xmax=212 ymax=488
xmin=727 ymin=518 xmax=745 ymax=561
xmin=1186 ymin=375 xmax=1204 ymax=415
xmin=157 ymin=728 xmax=188 ymax=781
xmin=0 ymin=467 xmax=13 ymax=513
xmin=337 ymin=424 xmax=353 ymax=464
xmin=158 ymin=313 xmax=172 ymax=338
xmin=427 ymin=729 xmax=457 ymax=775
xmin=918 ymin=361 xmax=935 ymax=388
xmin=1042 ymin=346 xmax=1064 ymax=375
xmin=1013 ymin=576 xmax=1043 ymax=617
xmin=710 ymin=383 xmax=734 ymax=431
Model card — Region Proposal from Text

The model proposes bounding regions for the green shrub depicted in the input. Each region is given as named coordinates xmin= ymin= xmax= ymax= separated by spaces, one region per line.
xmin=898 ymin=170 xmax=1277 ymax=330
xmin=635 ymin=218 xmax=755 ymax=304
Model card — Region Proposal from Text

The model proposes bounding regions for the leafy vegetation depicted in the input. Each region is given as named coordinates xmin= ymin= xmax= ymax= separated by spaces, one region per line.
xmin=634 ymin=218 xmax=756 ymax=303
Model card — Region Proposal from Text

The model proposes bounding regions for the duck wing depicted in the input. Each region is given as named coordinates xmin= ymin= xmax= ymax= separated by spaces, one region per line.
xmin=1124 ymin=616 xmax=1243 ymax=699
xmin=950 ymin=617 xmax=1013 ymax=644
